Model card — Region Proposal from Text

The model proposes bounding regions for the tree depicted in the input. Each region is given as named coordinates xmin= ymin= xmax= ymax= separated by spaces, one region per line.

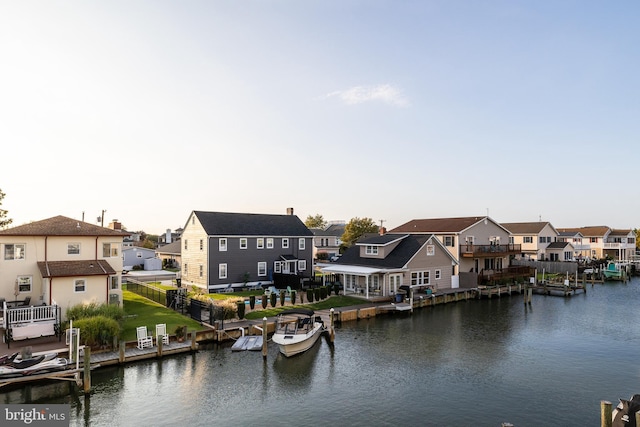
xmin=0 ymin=188 xmax=12 ymax=229
xmin=305 ymin=214 xmax=327 ymax=229
xmin=341 ymin=217 xmax=379 ymax=248
xmin=635 ymin=228 xmax=640 ymax=250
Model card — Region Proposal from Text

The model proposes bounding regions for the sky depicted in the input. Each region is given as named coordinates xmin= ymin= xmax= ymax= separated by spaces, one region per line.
xmin=1 ymin=1 xmax=638 ymax=234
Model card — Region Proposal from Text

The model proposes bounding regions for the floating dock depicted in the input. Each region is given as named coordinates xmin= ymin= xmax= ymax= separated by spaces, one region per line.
xmin=231 ymin=335 xmax=263 ymax=352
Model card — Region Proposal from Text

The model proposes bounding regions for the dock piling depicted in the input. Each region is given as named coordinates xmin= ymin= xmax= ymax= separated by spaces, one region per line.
xmin=601 ymin=400 xmax=612 ymax=427
xmin=261 ymin=317 xmax=268 ymax=360
xmin=329 ymin=308 xmax=335 ymax=343
xmin=83 ymin=347 xmax=91 ymax=394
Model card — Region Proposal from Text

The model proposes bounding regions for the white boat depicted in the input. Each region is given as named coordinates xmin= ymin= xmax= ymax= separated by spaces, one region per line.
xmin=0 ymin=352 xmax=68 ymax=378
xmin=271 ymin=309 xmax=325 ymax=357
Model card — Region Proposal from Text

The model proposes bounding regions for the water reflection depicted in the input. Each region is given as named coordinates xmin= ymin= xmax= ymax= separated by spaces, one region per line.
xmin=1 ymin=280 xmax=639 ymax=426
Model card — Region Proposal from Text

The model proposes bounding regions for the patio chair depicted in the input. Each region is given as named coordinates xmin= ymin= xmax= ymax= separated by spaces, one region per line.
xmin=264 ymin=286 xmax=277 ymax=296
xmin=220 ymin=283 xmax=233 ymax=293
xmin=136 ymin=326 xmax=153 ymax=350
xmin=20 ymin=296 xmax=31 ymax=306
xmin=155 ymin=323 xmax=170 ymax=346
xmin=285 ymin=286 xmax=292 ymax=296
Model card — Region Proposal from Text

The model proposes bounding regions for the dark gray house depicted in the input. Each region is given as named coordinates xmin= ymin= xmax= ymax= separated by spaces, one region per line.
xmin=181 ymin=209 xmax=314 ymax=292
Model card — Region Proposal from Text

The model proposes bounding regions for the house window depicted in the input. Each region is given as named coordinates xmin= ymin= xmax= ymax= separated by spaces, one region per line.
xmin=219 ymin=263 xmax=227 ymax=279
xmin=18 ymin=276 xmax=32 ymax=292
xmin=298 ymin=260 xmax=306 ymax=271
xmin=523 ymin=236 xmax=533 ymax=243
xmin=444 ymin=236 xmax=454 ymax=247
xmin=103 ymin=243 xmax=118 ymax=257
xmin=282 ymin=238 xmax=289 ymax=249
xmin=200 ymin=239 xmax=204 ymax=250
xmin=184 ymin=240 xmax=188 ymax=250
xmin=365 ymin=246 xmax=378 ymax=255
xmin=411 ymin=271 xmax=430 ymax=286
xmin=240 ymin=238 xmax=247 ymax=249
xmin=68 ymin=243 xmax=80 ymax=255
xmin=74 ymin=279 xmax=86 ymax=293
xmin=539 ymin=236 xmax=551 ymax=243
xmin=4 ymin=244 xmax=25 ymax=260
xmin=465 ymin=236 xmax=475 ymax=245
xmin=110 ymin=276 xmax=119 ymax=290
xmin=136 ymin=252 xmax=143 ymax=258
xmin=257 ymin=238 xmax=264 ymax=249
xmin=199 ymin=265 xmax=203 ymax=277
xmin=219 ymin=238 xmax=227 ymax=251
xmin=435 ymin=269 xmax=441 ymax=280
xmin=267 ymin=238 xmax=274 ymax=249
xmin=258 ymin=262 xmax=267 ymax=276
xmin=299 ymin=239 xmax=305 ymax=250
xmin=274 ymin=261 xmax=282 ymax=273
xmin=184 ymin=264 xmax=188 ymax=275
xmin=564 ymin=251 xmax=572 ymax=261
xmin=426 ymin=245 xmax=435 ymax=256
xmin=549 ymin=253 xmax=559 ymax=261
xmin=590 ymin=237 xmax=598 ymax=243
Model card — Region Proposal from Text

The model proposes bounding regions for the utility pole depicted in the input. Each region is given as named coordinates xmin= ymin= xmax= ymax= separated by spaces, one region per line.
xmin=101 ymin=209 xmax=107 ymax=227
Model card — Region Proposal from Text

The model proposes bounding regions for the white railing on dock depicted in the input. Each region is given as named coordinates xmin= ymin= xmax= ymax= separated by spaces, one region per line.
xmin=6 ymin=304 xmax=59 ymax=325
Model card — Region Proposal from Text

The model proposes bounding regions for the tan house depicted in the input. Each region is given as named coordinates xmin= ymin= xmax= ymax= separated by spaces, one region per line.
xmin=557 ymin=226 xmax=636 ymax=260
xmin=0 ymin=216 xmax=128 ymax=314
xmin=390 ymin=216 xmax=519 ymax=286
xmin=501 ymin=221 xmax=559 ymax=261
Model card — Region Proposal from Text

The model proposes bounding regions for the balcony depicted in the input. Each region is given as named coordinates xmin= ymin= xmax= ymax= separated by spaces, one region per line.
xmin=460 ymin=243 xmax=521 ymax=258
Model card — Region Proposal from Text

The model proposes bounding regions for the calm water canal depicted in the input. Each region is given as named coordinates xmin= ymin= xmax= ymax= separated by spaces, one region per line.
xmin=3 ymin=278 xmax=640 ymax=426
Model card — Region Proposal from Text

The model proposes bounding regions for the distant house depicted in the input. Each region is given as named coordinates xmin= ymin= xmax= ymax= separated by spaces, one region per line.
xmin=321 ymin=232 xmax=458 ymax=298
xmin=0 ymin=215 xmax=128 ymax=312
xmin=311 ymin=222 xmax=345 ymax=260
xmin=545 ymin=241 xmax=576 ymax=262
xmin=390 ymin=216 xmax=518 ymax=287
xmin=557 ymin=230 xmax=590 ymax=260
xmin=122 ymin=247 xmax=157 ymax=270
xmin=156 ymin=240 xmax=181 ymax=269
xmin=180 ymin=209 xmax=314 ymax=291
xmin=501 ymin=221 xmax=559 ymax=261
xmin=557 ymin=226 xmax=636 ymax=260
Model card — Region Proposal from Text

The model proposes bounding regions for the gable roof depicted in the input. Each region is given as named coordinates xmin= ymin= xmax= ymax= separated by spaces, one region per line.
xmin=502 ymin=222 xmax=555 ymax=235
xmin=311 ymin=223 xmax=345 ymax=237
xmin=335 ymin=234 xmax=456 ymax=269
xmin=192 ymin=211 xmax=313 ymax=237
xmin=546 ymin=241 xmax=573 ymax=250
xmin=609 ymin=229 xmax=633 ymax=237
xmin=37 ymin=260 xmax=116 ymax=278
xmin=356 ymin=234 xmax=407 ymax=246
xmin=156 ymin=240 xmax=181 ymax=255
xmin=0 ymin=215 xmax=130 ymax=237
xmin=391 ymin=216 xmax=510 ymax=235
xmin=557 ymin=226 xmax=611 ymax=237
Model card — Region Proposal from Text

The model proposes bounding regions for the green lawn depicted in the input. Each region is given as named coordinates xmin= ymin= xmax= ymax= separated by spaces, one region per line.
xmin=122 ymin=291 xmax=202 ymax=341
xmin=244 ymin=295 xmax=366 ymax=320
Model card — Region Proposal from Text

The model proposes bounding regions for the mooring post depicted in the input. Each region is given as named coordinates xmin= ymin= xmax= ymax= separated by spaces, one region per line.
xmin=601 ymin=400 xmax=612 ymax=427
xmin=329 ymin=308 xmax=335 ymax=343
xmin=635 ymin=410 xmax=640 ymax=426
xmin=83 ymin=347 xmax=91 ymax=394
xmin=261 ymin=317 xmax=268 ymax=360
xmin=190 ymin=330 xmax=197 ymax=351
xmin=157 ymin=335 xmax=163 ymax=358
xmin=119 ymin=341 xmax=125 ymax=363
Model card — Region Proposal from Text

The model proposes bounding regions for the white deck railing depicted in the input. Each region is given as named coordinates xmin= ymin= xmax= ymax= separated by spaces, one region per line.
xmin=4 ymin=304 xmax=59 ymax=326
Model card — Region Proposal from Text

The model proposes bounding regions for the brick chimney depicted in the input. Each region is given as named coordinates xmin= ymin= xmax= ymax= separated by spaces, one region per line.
xmin=379 ymin=226 xmax=387 ymax=235
xmin=286 ymin=207 xmax=294 ymax=215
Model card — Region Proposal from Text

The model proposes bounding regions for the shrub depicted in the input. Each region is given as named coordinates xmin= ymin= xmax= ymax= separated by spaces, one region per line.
xmin=279 ymin=290 xmax=286 ymax=306
xmin=270 ymin=292 xmax=277 ymax=308
xmin=66 ymin=301 xmax=125 ymax=324
xmin=320 ymin=287 xmax=327 ymax=300
xmin=249 ymin=295 xmax=255 ymax=310
xmin=214 ymin=298 xmax=242 ymax=320
xmin=290 ymin=291 xmax=296 ymax=305
xmin=307 ymin=289 xmax=314 ymax=303
xmin=314 ymin=288 xmax=321 ymax=301
xmin=73 ymin=316 xmax=120 ymax=348
xmin=261 ymin=295 xmax=267 ymax=309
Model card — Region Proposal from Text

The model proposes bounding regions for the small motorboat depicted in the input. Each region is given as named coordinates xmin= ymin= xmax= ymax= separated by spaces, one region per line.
xmin=612 ymin=394 xmax=640 ymax=426
xmin=271 ymin=309 xmax=325 ymax=357
xmin=0 ymin=352 xmax=68 ymax=378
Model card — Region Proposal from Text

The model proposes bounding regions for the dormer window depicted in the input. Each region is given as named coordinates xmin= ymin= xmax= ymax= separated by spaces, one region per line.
xmin=365 ymin=246 xmax=378 ymax=255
